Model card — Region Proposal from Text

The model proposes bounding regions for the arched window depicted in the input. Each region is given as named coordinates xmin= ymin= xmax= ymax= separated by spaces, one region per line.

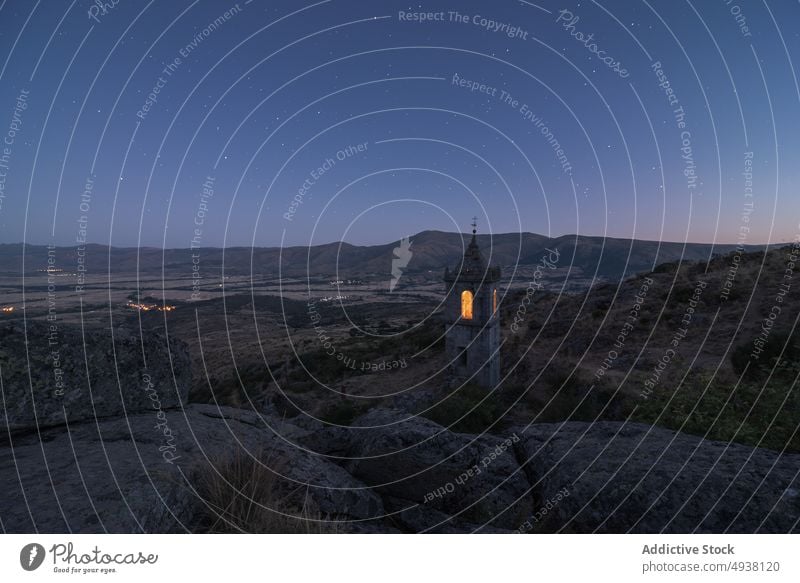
xmin=461 ymin=290 xmax=473 ymax=320
xmin=493 ymin=289 xmax=497 ymax=314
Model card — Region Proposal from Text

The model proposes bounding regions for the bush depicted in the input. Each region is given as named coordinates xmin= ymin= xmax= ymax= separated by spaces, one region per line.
xmin=423 ymin=382 xmax=503 ymax=433
xmin=294 ymin=319 xmax=444 ymax=384
xmin=670 ymin=285 xmax=695 ymax=304
xmin=731 ymin=330 xmax=800 ymax=382
xmin=532 ymin=366 xmax=625 ymax=422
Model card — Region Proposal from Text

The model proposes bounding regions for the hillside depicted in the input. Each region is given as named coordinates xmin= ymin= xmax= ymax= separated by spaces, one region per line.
xmin=497 ymin=244 xmax=800 ymax=452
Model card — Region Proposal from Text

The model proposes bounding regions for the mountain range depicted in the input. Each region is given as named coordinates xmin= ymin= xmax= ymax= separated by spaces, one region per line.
xmin=0 ymin=231 xmax=764 ymax=279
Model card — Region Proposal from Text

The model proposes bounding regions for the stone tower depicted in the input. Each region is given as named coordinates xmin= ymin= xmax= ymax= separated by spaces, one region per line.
xmin=443 ymin=221 xmax=501 ymax=388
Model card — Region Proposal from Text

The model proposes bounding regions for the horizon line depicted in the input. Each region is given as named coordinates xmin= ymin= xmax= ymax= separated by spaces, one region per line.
xmin=0 ymin=229 xmax=785 ymax=250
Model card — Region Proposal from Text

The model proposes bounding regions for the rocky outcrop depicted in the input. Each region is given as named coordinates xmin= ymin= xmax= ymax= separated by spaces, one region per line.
xmin=2 ymin=345 xmax=798 ymax=534
xmin=514 ymin=421 xmax=800 ymax=533
xmin=0 ymin=320 xmax=191 ymax=433
xmin=345 ymin=408 xmax=534 ymax=531
xmin=260 ymin=402 xmax=352 ymax=457
xmin=0 ymin=404 xmax=385 ymax=533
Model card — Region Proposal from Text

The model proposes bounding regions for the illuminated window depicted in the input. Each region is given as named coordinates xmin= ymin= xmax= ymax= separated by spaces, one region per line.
xmin=493 ymin=289 xmax=497 ymax=313
xmin=461 ymin=290 xmax=473 ymax=320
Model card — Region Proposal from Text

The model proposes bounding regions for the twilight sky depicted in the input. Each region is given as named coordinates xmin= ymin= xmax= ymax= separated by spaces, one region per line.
xmin=0 ymin=0 xmax=798 ymax=248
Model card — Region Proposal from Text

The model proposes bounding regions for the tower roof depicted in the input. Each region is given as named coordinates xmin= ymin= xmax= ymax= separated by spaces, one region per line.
xmin=444 ymin=222 xmax=500 ymax=282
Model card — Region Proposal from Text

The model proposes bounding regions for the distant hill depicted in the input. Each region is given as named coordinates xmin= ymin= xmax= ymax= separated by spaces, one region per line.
xmin=0 ymin=232 xmax=763 ymax=279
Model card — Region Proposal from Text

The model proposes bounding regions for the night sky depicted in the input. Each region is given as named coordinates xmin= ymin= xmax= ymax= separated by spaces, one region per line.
xmin=0 ymin=0 xmax=798 ymax=249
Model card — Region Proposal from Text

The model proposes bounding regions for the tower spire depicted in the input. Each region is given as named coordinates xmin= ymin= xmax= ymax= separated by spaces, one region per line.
xmin=442 ymin=215 xmax=501 ymax=389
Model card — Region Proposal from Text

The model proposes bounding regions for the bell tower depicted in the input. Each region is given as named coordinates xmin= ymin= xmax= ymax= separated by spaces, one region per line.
xmin=443 ymin=220 xmax=501 ymax=388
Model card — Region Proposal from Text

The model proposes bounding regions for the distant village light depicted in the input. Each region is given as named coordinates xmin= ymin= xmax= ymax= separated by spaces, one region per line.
xmin=125 ymin=301 xmax=175 ymax=312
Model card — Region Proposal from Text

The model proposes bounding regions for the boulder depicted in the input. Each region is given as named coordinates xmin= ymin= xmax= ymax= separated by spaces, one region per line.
xmin=0 ymin=404 xmax=385 ymax=533
xmin=0 ymin=320 xmax=191 ymax=433
xmin=381 ymin=495 xmax=514 ymax=533
xmin=514 ymin=421 xmax=800 ymax=533
xmin=345 ymin=408 xmax=533 ymax=531
xmin=194 ymin=406 xmax=384 ymax=522
xmin=261 ymin=406 xmax=352 ymax=457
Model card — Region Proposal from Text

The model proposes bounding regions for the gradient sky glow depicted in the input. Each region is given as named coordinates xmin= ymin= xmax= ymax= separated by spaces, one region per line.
xmin=0 ymin=0 xmax=798 ymax=248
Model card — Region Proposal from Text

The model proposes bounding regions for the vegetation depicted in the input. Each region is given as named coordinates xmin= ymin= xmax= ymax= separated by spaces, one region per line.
xmin=193 ymin=448 xmax=336 ymax=533
xmin=634 ymin=372 xmax=799 ymax=452
xmin=730 ymin=330 xmax=800 ymax=382
xmin=293 ymin=318 xmax=443 ymax=384
xmin=498 ymin=244 xmax=800 ymax=452
xmin=423 ymin=382 xmax=504 ymax=433
xmin=539 ymin=373 xmax=624 ymax=423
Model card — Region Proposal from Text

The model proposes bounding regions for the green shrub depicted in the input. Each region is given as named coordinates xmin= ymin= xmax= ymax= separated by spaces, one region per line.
xmin=533 ymin=367 xmax=625 ymax=422
xmin=635 ymin=373 xmax=799 ymax=452
xmin=731 ymin=330 xmax=800 ymax=382
xmin=423 ymin=382 xmax=503 ymax=433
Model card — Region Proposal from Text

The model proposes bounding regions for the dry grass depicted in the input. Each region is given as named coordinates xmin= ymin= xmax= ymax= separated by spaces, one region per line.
xmin=193 ymin=448 xmax=338 ymax=533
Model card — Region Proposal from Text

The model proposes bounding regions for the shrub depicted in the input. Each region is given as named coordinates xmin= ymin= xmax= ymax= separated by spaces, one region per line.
xmin=423 ymin=382 xmax=503 ymax=433
xmin=731 ymin=330 xmax=800 ymax=382
xmin=670 ymin=285 xmax=695 ymax=304
xmin=532 ymin=365 xmax=625 ymax=422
